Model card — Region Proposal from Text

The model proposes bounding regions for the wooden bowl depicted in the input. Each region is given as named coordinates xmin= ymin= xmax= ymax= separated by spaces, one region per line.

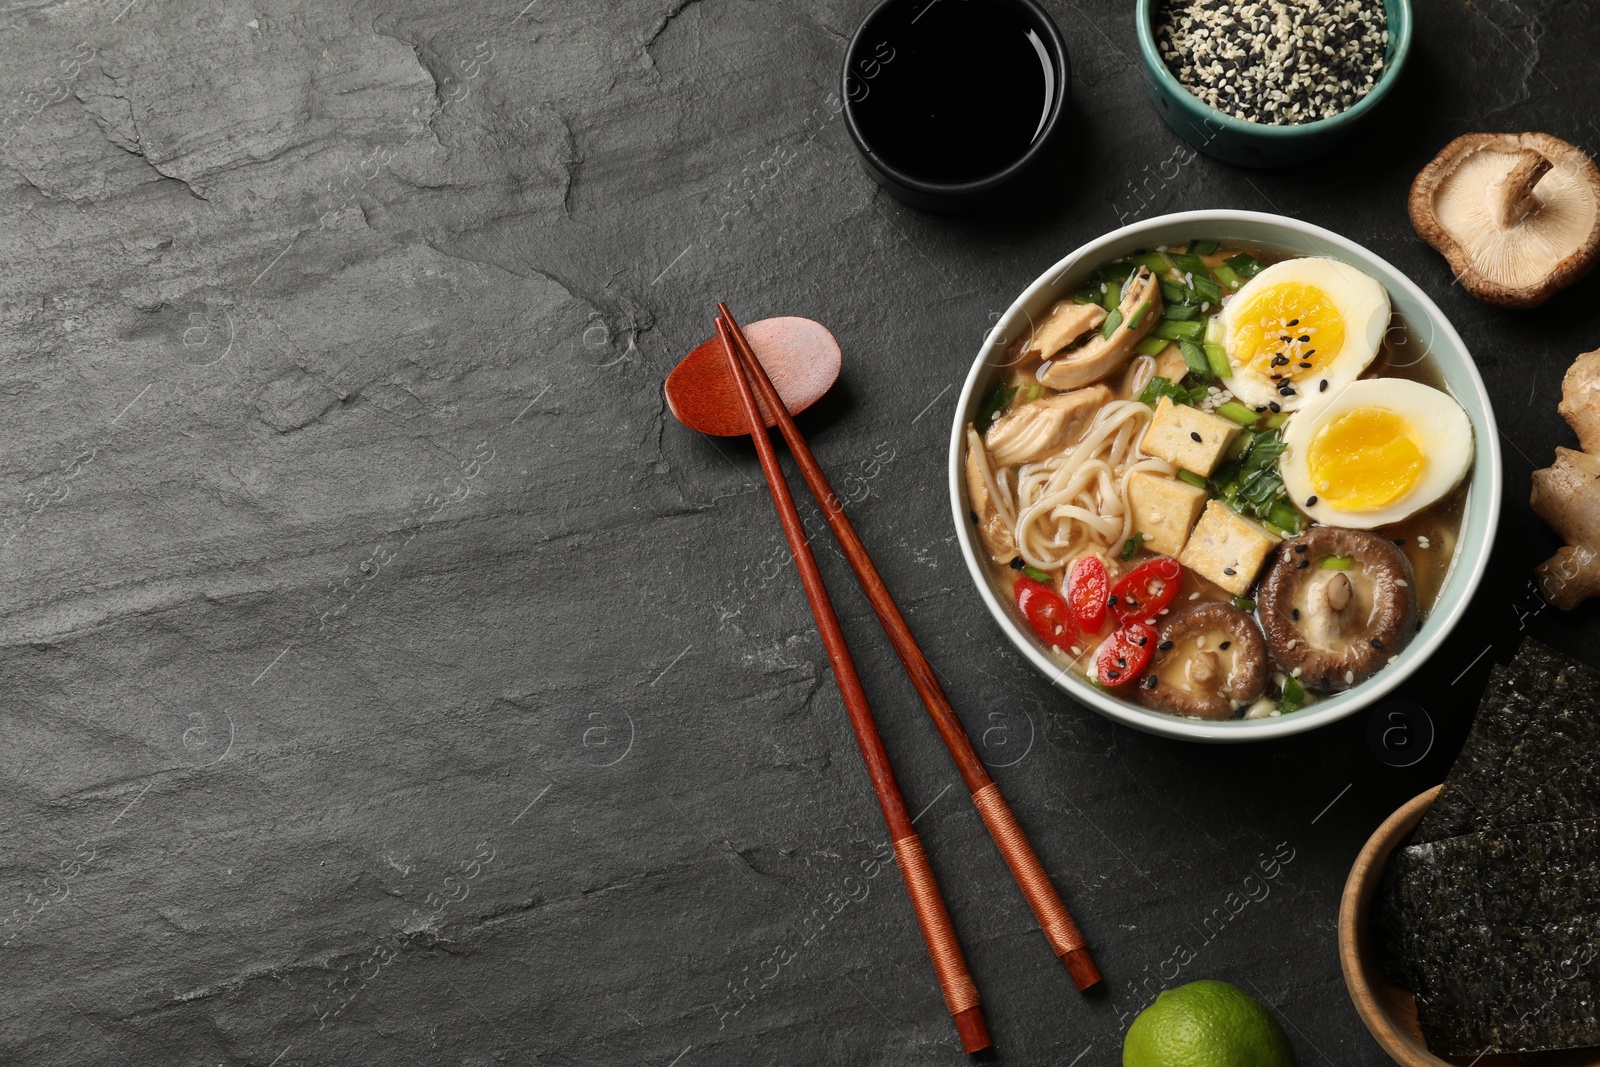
xmin=1338 ymin=786 xmax=1600 ymax=1067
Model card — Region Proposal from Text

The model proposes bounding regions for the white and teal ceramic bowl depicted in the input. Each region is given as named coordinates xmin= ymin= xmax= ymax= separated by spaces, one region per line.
xmin=948 ymin=210 xmax=1501 ymax=742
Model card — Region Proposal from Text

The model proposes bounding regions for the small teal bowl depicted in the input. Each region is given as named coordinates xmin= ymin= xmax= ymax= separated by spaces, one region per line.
xmin=1134 ymin=0 xmax=1412 ymax=168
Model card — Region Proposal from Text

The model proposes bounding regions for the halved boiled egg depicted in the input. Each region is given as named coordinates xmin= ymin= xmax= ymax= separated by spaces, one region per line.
xmin=1279 ymin=378 xmax=1474 ymax=529
xmin=1220 ymin=258 xmax=1390 ymax=413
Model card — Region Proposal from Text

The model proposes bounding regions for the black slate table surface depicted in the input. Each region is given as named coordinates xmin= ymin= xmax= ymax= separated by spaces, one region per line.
xmin=2 ymin=0 xmax=1597 ymax=1064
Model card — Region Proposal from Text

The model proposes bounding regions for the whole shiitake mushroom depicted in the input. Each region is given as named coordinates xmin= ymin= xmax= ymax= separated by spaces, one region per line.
xmin=1410 ymin=132 xmax=1600 ymax=308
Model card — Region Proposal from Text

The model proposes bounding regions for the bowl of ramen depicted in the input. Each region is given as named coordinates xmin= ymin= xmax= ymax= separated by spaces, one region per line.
xmin=950 ymin=209 xmax=1501 ymax=741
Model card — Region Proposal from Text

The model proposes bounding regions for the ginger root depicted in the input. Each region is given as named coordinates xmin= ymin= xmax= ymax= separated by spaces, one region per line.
xmin=1532 ymin=349 xmax=1600 ymax=608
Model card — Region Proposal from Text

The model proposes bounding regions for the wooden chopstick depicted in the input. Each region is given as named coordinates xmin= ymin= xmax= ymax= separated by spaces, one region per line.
xmin=719 ymin=304 xmax=1102 ymax=992
xmin=713 ymin=318 xmax=992 ymax=1055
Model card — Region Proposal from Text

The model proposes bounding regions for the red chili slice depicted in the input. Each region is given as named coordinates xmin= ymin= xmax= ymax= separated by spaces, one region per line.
xmin=1096 ymin=621 xmax=1157 ymax=687
xmin=1015 ymin=576 xmax=1078 ymax=652
xmin=1110 ymin=556 xmax=1184 ymax=623
xmin=1067 ymin=556 xmax=1109 ymax=633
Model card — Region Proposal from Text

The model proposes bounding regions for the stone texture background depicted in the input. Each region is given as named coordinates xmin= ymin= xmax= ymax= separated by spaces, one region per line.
xmin=0 ymin=0 xmax=1595 ymax=1063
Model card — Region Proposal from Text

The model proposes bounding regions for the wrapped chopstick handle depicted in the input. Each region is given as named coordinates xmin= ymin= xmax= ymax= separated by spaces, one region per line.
xmin=892 ymin=833 xmax=990 ymax=1053
xmin=971 ymin=783 xmax=1102 ymax=991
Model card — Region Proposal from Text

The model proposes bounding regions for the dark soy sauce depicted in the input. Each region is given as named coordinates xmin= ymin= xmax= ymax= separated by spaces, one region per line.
xmin=850 ymin=0 xmax=1055 ymax=184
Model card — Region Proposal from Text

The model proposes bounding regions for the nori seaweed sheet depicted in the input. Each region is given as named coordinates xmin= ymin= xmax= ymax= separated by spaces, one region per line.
xmin=1386 ymin=818 xmax=1600 ymax=1055
xmin=1375 ymin=639 xmax=1600 ymax=1055
xmin=1414 ymin=641 xmax=1600 ymax=843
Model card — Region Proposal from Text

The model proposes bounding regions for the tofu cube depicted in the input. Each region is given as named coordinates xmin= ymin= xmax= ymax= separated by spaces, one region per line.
xmin=1127 ymin=472 xmax=1209 ymax=557
xmin=1140 ymin=397 xmax=1241 ymax=477
xmin=1179 ymin=501 xmax=1279 ymax=596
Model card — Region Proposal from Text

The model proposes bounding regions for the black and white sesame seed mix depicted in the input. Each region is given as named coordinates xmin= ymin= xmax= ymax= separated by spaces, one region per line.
xmin=1155 ymin=0 xmax=1388 ymax=125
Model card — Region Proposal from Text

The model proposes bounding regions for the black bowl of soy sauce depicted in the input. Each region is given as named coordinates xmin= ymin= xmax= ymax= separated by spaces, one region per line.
xmin=842 ymin=0 xmax=1071 ymax=212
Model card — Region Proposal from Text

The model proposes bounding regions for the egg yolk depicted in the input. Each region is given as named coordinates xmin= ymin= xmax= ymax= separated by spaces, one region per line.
xmin=1230 ymin=282 xmax=1346 ymax=386
xmin=1306 ymin=407 xmax=1426 ymax=512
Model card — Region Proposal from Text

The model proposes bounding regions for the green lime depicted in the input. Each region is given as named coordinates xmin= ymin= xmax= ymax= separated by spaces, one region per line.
xmin=1123 ymin=980 xmax=1296 ymax=1067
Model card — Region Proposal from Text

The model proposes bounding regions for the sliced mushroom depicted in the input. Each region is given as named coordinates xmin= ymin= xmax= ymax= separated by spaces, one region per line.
xmin=1038 ymin=269 xmax=1164 ymax=390
xmin=1134 ymin=602 xmax=1267 ymax=720
xmin=1257 ymin=527 xmax=1417 ymax=692
xmin=1410 ymin=132 xmax=1600 ymax=308
xmin=984 ymin=386 xmax=1112 ymax=466
xmin=1017 ymin=300 xmax=1107 ymax=362
xmin=965 ymin=426 xmax=1015 ymax=563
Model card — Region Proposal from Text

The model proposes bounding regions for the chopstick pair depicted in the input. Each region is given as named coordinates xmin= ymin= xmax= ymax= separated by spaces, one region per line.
xmin=712 ymin=305 xmax=1101 ymax=1052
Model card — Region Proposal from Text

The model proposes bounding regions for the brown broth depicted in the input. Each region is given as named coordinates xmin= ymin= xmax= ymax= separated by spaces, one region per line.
xmin=982 ymin=243 xmax=1470 ymax=706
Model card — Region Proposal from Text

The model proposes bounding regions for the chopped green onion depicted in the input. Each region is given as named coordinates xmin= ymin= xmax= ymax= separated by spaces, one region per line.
xmin=977 ymin=381 xmax=1018 ymax=426
xmin=1192 ymin=275 xmax=1223 ymax=305
xmin=1232 ymin=596 xmax=1256 ymax=613
xmin=1159 ymin=279 xmax=1193 ymax=305
xmin=1187 ymin=239 xmax=1220 ymax=256
xmin=1103 ymin=261 xmax=1135 ymax=284
xmin=1320 ymin=555 xmax=1354 ymax=570
xmin=1073 ymin=288 xmax=1100 ymax=305
xmin=1130 ymin=252 xmax=1170 ymax=274
xmin=1177 ymin=469 xmax=1209 ymax=489
xmin=1180 ymin=339 xmax=1211 ymax=379
xmin=1163 ymin=303 xmax=1202 ymax=322
xmin=1204 ymin=314 xmax=1225 ymax=345
xmin=1212 ymin=264 xmax=1244 ymax=290
xmin=1224 ymin=252 xmax=1264 ymax=279
xmin=1022 ymin=565 xmax=1053 ymax=582
xmin=1216 ymin=401 xmax=1258 ymax=426
xmin=1266 ymin=500 xmax=1302 ymax=534
xmin=1121 ymin=535 xmax=1142 ymax=561
xmin=1154 ymin=319 xmax=1205 ymax=341
xmin=1278 ymin=676 xmax=1305 ymax=715
xmin=1101 ymin=309 xmax=1124 ymax=338
xmin=1211 ymin=426 xmax=1296 ymax=529
xmin=1128 ymin=300 xmax=1152 ymax=330
xmin=1167 ymin=252 xmax=1211 ymax=278
xmin=1025 ymin=383 xmax=1045 ymax=401
xmin=1204 ymin=343 xmax=1231 ymax=380
xmin=1266 ymin=412 xmax=1289 ymax=429
xmin=1135 ymin=336 xmax=1169 ymax=357
xmin=1139 ymin=376 xmax=1207 ymax=408
xmin=1101 ymin=282 xmax=1121 ymax=311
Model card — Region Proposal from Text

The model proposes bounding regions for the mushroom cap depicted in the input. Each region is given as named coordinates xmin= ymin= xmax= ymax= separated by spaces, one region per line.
xmin=1134 ymin=602 xmax=1268 ymax=720
xmin=1409 ymin=132 xmax=1600 ymax=309
xmin=1257 ymin=526 xmax=1417 ymax=692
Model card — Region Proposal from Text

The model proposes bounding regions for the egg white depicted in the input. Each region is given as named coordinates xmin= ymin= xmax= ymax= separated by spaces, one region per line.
xmin=1220 ymin=257 xmax=1390 ymax=413
xmin=1279 ymin=378 xmax=1474 ymax=529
